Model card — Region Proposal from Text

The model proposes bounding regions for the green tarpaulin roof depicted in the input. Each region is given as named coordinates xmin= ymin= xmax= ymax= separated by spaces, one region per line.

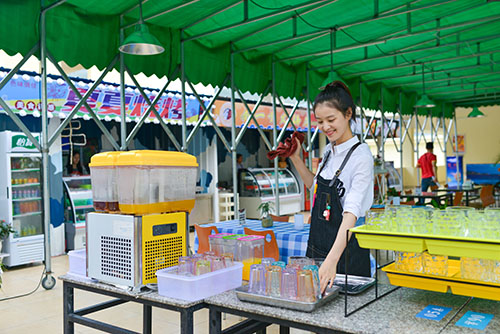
xmin=2 ymin=0 xmax=500 ymax=118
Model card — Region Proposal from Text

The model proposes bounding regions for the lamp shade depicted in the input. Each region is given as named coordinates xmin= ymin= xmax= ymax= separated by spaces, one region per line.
xmin=414 ymin=94 xmax=436 ymax=108
xmin=467 ymin=106 xmax=485 ymax=118
xmin=119 ymin=24 xmax=164 ymax=55
xmin=320 ymin=70 xmax=342 ymax=90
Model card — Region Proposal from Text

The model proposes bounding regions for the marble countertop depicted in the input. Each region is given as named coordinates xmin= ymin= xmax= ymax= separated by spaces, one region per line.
xmin=59 ymin=274 xmax=205 ymax=309
xmin=205 ymin=285 xmax=500 ymax=334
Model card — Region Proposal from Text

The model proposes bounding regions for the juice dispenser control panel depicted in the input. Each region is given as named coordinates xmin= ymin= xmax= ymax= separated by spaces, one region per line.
xmin=153 ymin=222 xmax=178 ymax=236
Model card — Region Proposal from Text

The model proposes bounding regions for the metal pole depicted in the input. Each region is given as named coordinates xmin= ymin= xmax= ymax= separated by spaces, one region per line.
xmin=442 ymin=104 xmax=447 ymax=160
xmin=230 ymin=48 xmax=239 ymax=216
xmin=119 ymin=17 xmax=127 ymax=151
xmin=306 ymin=69 xmax=313 ymax=212
xmin=181 ymin=38 xmax=187 ymax=152
xmin=453 ymin=111 xmax=460 ymax=186
xmin=272 ymin=61 xmax=280 ymax=215
xmin=40 ymin=4 xmax=53 ymax=286
xmin=415 ymin=106 xmax=420 ymax=187
xmin=359 ymin=81 xmax=364 ymax=144
xmin=399 ymin=92 xmax=404 ymax=189
xmin=380 ymin=86 xmax=386 ymax=202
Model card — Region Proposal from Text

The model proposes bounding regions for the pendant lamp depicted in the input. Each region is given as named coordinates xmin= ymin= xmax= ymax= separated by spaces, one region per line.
xmin=320 ymin=29 xmax=341 ymax=89
xmin=119 ymin=1 xmax=164 ymax=55
xmin=414 ymin=64 xmax=436 ymax=108
xmin=467 ymin=84 xmax=485 ymax=118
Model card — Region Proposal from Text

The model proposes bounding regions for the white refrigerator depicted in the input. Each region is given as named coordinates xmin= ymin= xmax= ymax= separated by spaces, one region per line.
xmin=0 ymin=131 xmax=44 ymax=266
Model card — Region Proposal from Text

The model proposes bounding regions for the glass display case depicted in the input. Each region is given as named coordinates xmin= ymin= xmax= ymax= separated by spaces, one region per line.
xmin=239 ymin=168 xmax=301 ymax=219
xmin=63 ymin=176 xmax=93 ymax=250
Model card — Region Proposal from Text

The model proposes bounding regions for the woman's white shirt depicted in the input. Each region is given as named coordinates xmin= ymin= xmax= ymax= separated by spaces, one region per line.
xmin=317 ymin=136 xmax=374 ymax=219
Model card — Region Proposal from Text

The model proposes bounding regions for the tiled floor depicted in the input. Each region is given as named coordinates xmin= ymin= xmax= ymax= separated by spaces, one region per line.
xmin=0 ymin=231 xmax=310 ymax=334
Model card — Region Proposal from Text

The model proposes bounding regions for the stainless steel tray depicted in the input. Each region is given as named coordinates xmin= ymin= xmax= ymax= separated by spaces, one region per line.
xmin=235 ymin=285 xmax=340 ymax=312
xmin=333 ymin=274 xmax=376 ymax=295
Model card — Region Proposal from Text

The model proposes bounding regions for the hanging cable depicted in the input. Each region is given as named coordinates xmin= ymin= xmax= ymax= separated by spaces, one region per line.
xmin=0 ymin=267 xmax=46 ymax=301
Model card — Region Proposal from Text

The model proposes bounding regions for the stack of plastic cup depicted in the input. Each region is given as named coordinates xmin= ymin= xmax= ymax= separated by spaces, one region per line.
xmin=395 ymin=206 xmax=415 ymax=233
xmin=248 ymin=264 xmax=266 ymax=295
xmin=432 ymin=210 xmax=464 ymax=237
xmin=265 ymin=266 xmax=282 ymax=297
xmin=460 ymin=257 xmax=483 ymax=281
xmin=422 ymin=251 xmax=448 ymax=276
xmin=365 ymin=210 xmax=391 ymax=231
xmin=395 ymin=252 xmax=423 ymax=273
xmin=297 ymin=270 xmax=316 ymax=302
xmin=280 ymin=268 xmax=298 ymax=300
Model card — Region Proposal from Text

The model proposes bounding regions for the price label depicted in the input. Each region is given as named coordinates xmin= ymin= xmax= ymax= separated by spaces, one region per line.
xmin=416 ymin=305 xmax=452 ymax=321
xmin=456 ymin=311 xmax=493 ymax=330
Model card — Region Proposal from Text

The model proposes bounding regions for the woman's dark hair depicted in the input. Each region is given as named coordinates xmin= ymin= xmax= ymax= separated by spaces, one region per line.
xmin=313 ymin=81 xmax=356 ymax=123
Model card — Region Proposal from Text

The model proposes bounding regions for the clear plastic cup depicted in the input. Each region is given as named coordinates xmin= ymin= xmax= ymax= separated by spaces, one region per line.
xmin=460 ymin=257 xmax=483 ymax=281
xmin=303 ymin=265 xmax=321 ymax=299
xmin=211 ymin=256 xmax=225 ymax=271
xmin=366 ymin=210 xmax=390 ymax=231
xmin=195 ymin=259 xmax=211 ymax=276
xmin=395 ymin=252 xmax=423 ymax=273
xmin=248 ymin=264 xmax=266 ymax=295
xmin=261 ymin=257 xmax=275 ymax=268
xmin=297 ymin=270 xmax=316 ymax=302
xmin=265 ymin=265 xmax=282 ymax=297
xmin=432 ymin=210 xmax=465 ymax=237
xmin=422 ymin=252 xmax=448 ymax=276
xmin=222 ymin=253 xmax=234 ymax=267
xmin=281 ymin=268 xmax=298 ymax=300
xmin=177 ymin=256 xmax=192 ymax=275
xmin=288 ymin=256 xmax=314 ymax=269
xmin=272 ymin=261 xmax=286 ymax=269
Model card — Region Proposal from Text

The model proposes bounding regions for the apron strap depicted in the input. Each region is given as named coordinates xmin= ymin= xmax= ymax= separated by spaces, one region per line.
xmin=328 ymin=142 xmax=361 ymax=187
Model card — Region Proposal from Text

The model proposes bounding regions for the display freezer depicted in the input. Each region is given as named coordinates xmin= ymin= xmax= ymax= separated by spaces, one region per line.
xmin=63 ymin=176 xmax=93 ymax=250
xmin=0 ymin=131 xmax=44 ymax=266
xmin=239 ymin=168 xmax=301 ymax=219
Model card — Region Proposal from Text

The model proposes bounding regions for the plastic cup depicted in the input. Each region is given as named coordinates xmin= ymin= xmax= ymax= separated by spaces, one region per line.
xmin=248 ymin=264 xmax=266 ymax=295
xmin=177 ymin=256 xmax=192 ymax=275
xmin=432 ymin=210 xmax=464 ymax=237
xmin=196 ymin=259 xmax=211 ymax=276
xmin=297 ymin=270 xmax=316 ymax=302
xmin=303 ymin=265 xmax=321 ymax=299
xmin=460 ymin=257 xmax=482 ymax=281
xmin=222 ymin=253 xmax=234 ymax=267
xmin=261 ymin=257 xmax=275 ymax=268
xmin=280 ymin=268 xmax=298 ymax=300
xmin=271 ymin=261 xmax=286 ymax=269
xmin=395 ymin=252 xmax=423 ymax=273
xmin=288 ymin=256 xmax=314 ymax=269
xmin=265 ymin=265 xmax=282 ymax=297
xmin=294 ymin=214 xmax=304 ymax=230
xmin=366 ymin=210 xmax=390 ymax=231
xmin=211 ymin=256 xmax=225 ymax=271
xmin=422 ymin=252 xmax=448 ymax=276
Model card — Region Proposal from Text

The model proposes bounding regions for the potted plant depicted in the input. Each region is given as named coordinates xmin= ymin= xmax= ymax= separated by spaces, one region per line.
xmin=0 ymin=220 xmax=15 ymax=249
xmin=257 ymin=202 xmax=274 ymax=228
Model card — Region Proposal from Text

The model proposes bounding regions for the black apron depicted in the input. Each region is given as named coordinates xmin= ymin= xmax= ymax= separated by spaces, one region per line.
xmin=306 ymin=142 xmax=371 ymax=277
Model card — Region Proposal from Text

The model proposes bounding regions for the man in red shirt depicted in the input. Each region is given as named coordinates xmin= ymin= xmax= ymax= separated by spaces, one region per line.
xmin=417 ymin=142 xmax=437 ymax=202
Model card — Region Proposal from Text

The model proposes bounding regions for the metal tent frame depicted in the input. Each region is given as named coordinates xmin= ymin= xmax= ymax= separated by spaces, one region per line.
xmin=0 ymin=0 xmax=487 ymax=289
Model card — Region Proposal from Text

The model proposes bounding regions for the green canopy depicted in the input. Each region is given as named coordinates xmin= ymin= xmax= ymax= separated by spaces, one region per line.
xmin=2 ymin=0 xmax=500 ymax=117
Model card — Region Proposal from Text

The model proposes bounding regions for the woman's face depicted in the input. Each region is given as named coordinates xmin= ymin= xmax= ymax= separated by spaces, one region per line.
xmin=73 ymin=153 xmax=80 ymax=165
xmin=315 ymin=103 xmax=352 ymax=144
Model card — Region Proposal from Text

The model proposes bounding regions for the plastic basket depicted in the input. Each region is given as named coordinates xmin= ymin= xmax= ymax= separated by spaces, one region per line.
xmin=156 ymin=262 xmax=243 ymax=302
xmin=68 ymin=248 xmax=86 ymax=277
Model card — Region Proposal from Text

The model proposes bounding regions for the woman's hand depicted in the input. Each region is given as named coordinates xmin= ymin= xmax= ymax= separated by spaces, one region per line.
xmin=318 ymin=257 xmax=338 ymax=294
xmin=290 ymin=137 xmax=302 ymax=161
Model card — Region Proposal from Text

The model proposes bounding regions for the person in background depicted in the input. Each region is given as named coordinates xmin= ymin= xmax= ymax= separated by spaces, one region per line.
xmin=417 ymin=142 xmax=437 ymax=193
xmin=67 ymin=151 xmax=86 ymax=176
xmin=237 ymin=154 xmax=244 ymax=169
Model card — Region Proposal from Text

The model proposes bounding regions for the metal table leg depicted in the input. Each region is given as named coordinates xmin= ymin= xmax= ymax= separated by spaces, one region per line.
xmin=143 ymin=304 xmax=152 ymax=334
xmin=181 ymin=309 xmax=194 ymax=334
xmin=63 ymin=282 xmax=74 ymax=334
xmin=209 ymin=307 xmax=222 ymax=334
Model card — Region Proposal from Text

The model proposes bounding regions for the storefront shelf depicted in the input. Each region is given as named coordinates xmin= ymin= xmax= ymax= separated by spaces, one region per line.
xmin=11 ymin=168 xmax=40 ymax=173
xmin=383 ymin=260 xmax=500 ymax=301
xmin=12 ymin=183 xmax=40 ymax=188
xmin=12 ymin=197 xmax=42 ymax=202
xmin=13 ymin=211 xmax=42 ymax=218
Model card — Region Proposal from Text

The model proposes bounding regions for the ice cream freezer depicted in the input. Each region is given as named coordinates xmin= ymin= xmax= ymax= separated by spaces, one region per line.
xmin=239 ymin=168 xmax=301 ymax=219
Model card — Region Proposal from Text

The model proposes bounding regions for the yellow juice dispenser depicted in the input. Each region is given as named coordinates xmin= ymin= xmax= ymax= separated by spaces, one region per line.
xmin=86 ymin=150 xmax=198 ymax=290
xmin=237 ymin=235 xmax=264 ymax=280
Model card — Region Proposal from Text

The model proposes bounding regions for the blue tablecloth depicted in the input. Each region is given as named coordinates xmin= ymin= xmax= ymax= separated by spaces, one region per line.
xmin=193 ymin=219 xmax=310 ymax=262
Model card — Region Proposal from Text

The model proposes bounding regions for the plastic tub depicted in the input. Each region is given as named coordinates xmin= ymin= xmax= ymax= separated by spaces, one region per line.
xmin=68 ymin=248 xmax=86 ymax=277
xmin=156 ymin=262 xmax=243 ymax=301
xmin=116 ymin=150 xmax=198 ymax=215
xmin=89 ymin=151 xmax=120 ymax=212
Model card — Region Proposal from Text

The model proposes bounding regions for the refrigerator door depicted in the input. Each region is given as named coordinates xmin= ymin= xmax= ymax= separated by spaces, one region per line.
xmin=10 ymin=155 xmax=43 ymax=238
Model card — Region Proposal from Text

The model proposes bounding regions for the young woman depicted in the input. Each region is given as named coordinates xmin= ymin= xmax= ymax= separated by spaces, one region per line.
xmin=289 ymin=81 xmax=373 ymax=293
